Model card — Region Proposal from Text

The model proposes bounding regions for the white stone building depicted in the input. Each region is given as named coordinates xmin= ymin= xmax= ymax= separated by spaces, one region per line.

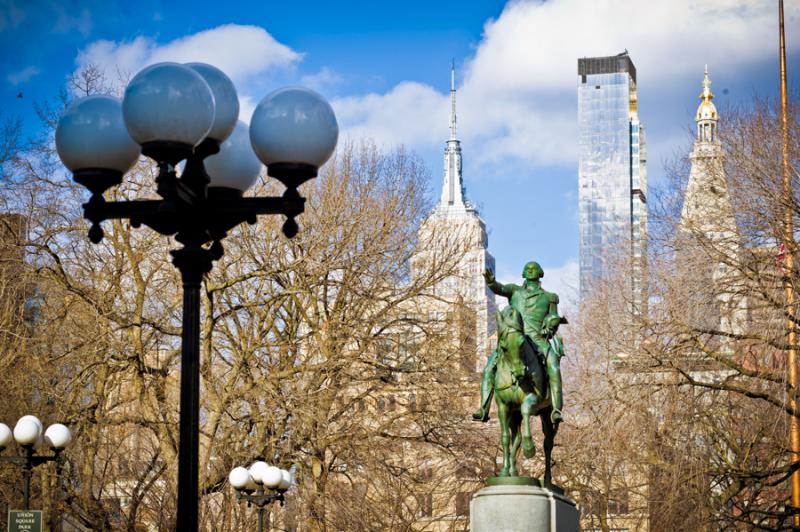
xmin=412 ymin=65 xmax=497 ymax=370
xmin=679 ymin=66 xmax=747 ymax=342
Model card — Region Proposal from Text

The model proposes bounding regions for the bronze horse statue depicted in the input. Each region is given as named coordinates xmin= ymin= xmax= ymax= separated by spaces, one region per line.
xmin=493 ymin=306 xmax=559 ymax=485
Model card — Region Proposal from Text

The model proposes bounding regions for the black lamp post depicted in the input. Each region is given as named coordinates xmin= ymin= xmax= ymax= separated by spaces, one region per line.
xmin=55 ymin=62 xmax=338 ymax=531
xmin=0 ymin=417 xmax=71 ymax=510
xmin=229 ymin=462 xmax=292 ymax=532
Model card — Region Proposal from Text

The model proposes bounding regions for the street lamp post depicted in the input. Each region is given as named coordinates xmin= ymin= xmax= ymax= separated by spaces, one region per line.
xmin=0 ymin=416 xmax=72 ymax=510
xmin=54 ymin=62 xmax=338 ymax=531
xmin=229 ymin=462 xmax=292 ymax=532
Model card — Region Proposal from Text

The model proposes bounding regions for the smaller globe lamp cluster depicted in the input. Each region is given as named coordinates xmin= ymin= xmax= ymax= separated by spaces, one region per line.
xmin=0 ymin=415 xmax=71 ymax=452
xmin=0 ymin=416 xmax=71 ymax=510
xmin=229 ymin=461 xmax=292 ymax=493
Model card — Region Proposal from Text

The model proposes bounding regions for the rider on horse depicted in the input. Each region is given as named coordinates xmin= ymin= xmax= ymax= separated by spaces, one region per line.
xmin=472 ymin=261 xmax=566 ymax=424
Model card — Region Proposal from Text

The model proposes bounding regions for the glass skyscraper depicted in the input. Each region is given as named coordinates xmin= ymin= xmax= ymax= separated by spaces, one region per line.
xmin=577 ymin=52 xmax=647 ymax=311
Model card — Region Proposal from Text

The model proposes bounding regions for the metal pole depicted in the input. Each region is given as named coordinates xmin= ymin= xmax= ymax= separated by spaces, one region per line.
xmin=779 ymin=0 xmax=800 ymax=526
xmin=258 ymin=506 xmax=265 ymax=532
xmin=175 ymin=252 xmax=206 ymax=531
xmin=22 ymin=447 xmax=33 ymax=511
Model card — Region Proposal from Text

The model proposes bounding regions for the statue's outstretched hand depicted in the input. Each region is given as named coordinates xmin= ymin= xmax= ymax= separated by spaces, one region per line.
xmin=484 ymin=268 xmax=496 ymax=285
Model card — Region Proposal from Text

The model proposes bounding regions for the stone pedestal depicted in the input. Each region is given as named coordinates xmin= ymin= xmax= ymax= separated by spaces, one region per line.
xmin=470 ymin=484 xmax=580 ymax=532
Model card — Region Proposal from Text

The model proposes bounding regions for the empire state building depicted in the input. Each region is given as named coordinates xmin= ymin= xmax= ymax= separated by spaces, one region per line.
xmin=413 ymin=66 xmax=497 ymax=368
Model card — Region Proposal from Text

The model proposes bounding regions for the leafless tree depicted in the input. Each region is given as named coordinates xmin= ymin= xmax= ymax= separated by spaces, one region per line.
xmin=566 ymin=94 xmax=799 ymax=531
xmin=0 ymin=66 xmax=483 ymax=531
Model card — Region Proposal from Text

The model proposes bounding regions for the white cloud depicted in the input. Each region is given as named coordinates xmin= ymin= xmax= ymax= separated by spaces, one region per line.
xmin=541 ymin=259 xmax=579 ymax=313
xmin=76 ymin=24 xmax=301 ymax=84
xmin=76 ymin=36 xmax=151 ymax=80
xmin=300 ymin=67 xmax=343 ymax=91
xmin=7 ymin=66 xmax=40 ymax=86
xmin=464 ymin=0 xmax=788 ymax=94
xmin=333 ymin=0 xmax=799 ymax=169
xmin=66 ymin=2 xmax=799 ymax=177
xmin=238 ymin=95 xmax=258 ymax=125
xmin=74 ymin=24 xmax=302 ymax=127
xmin=332 ymin=81 xmax=447 ymax=148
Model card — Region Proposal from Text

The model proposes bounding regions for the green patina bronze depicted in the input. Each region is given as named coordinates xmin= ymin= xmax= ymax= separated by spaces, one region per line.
xmin=486 ymin=476 xmax=539 ymax=487
xmin=473 ymin=262 xmax=567 ymax=486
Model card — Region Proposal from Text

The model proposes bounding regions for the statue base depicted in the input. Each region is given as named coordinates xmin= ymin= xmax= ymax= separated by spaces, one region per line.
xmin=470 ymin=484 xmax=580 ymax=532
xmin=485 ymin=476 xmax=565 ymax=495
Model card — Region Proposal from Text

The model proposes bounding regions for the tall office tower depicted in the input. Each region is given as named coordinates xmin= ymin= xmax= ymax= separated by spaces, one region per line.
xmin=679 ymin=67 xmax=746 ymax=341
xmin=413 ymin=65 xmax=497 ymax=369
xmin=577 ymin=51 xmax=647 ymax=312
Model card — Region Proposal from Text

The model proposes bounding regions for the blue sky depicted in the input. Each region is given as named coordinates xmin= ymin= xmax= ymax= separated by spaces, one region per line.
xmin=2 ymin=0 xmax=798 ymax=305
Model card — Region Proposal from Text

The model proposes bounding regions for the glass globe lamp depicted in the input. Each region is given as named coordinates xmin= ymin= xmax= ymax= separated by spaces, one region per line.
xmin=186 ymin=63 xmax=239 ymax=145
xmin=44 ymin=423 xmax=71 ymax=450
xmin=262 ymin=465 xmax=283 ymax=489
xmin=122 ymin=62 xmax=215 ymax=165
xmin=249 ymin=461 xmax=270 ymax=486
xmin=249 ymin=87 xmax=338 ymax=190
xmin=229 ymin=466 xmax=251 ymax=491
xmin=205 ymin=120 xmax=262 ymax=193
xmin=277 ymin=469 xmax=292 ymax=491
xmin=55 ymin=95 xmax=141 ymax=195
xmin=0 ymin=423 xmax=11 ymax=450
xmin=13 ymin=416 xmax=42 ymax=447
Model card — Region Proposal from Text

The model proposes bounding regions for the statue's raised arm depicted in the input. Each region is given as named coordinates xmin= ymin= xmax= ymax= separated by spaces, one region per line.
xmin=484 ymin=268 xmax=514 ymax=299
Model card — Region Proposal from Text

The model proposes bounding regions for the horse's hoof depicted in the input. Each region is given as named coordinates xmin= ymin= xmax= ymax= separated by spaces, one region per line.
xmin=472 ymin=408 xmax=489 ymax=422
xmin=522 ymin=437 xmax=535 ymax=458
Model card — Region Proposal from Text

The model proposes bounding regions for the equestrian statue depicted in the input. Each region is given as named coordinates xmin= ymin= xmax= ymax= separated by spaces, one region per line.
xmin=473 ymin=261 xmax=567 ymax=485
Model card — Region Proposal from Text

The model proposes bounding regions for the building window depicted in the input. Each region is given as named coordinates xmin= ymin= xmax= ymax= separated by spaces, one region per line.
xmin=582 ymin=489 xmax=602 ymax=516
xmin=609 ymin=489 xmax=629 ymax=515
xmin=418 ymin=465 xmax=433 ymax=482
xmin=417 ymin=493 xmax=433 ymax=517
xmin=456 ymin=464 xmax=475 ymax=479
xmin=455 ymin=492 xmax=472 ymax=517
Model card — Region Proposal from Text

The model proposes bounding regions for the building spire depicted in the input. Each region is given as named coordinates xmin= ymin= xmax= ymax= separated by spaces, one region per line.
xmin=440 ymin=62 xmax=466 ymax=209
xmin=700 ymin=64 xmax=714 ymax=103
xmin=450 ymin=59 xmax=457 ymax=140
xmin=696 ymin=65 xmax=718 ymax=141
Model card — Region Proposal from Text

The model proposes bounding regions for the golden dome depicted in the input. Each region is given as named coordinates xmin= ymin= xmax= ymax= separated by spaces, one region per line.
xmin=696 ymin=65 xmax=718 ymax=122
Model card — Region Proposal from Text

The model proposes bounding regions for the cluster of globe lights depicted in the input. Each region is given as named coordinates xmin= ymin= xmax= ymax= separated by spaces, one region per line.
xmin=0 ymin=416 xmax=71 ymax=452
xmin=53 ymin=61 xmax=336 ymax=529
xmin=54 ymin=60 xmax=339 ymax=240
xmin=229 ymin=461 xmax=292 ymax=493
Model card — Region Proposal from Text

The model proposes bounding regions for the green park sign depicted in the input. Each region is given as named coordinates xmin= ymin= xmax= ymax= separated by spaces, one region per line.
xmin=7 ymin=510 xmax=42 ymax=532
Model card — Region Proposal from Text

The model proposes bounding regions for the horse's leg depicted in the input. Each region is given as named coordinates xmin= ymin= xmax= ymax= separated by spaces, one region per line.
xmin=497 ymin=399 xmax=511 ymax=477
xmin=542 ymin=407 xmax=559 ymax=487
xmin=521 ymin=394 xmax=537 ymax=458
xmin=509 ymin=410 xmax=522 ymax=476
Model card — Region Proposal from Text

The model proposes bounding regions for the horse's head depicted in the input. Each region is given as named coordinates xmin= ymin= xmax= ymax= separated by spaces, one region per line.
xmin=496 ymin=306 xmax=526 ymax=379
xmin=496 ymin=306 xmax=524 ymax=335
